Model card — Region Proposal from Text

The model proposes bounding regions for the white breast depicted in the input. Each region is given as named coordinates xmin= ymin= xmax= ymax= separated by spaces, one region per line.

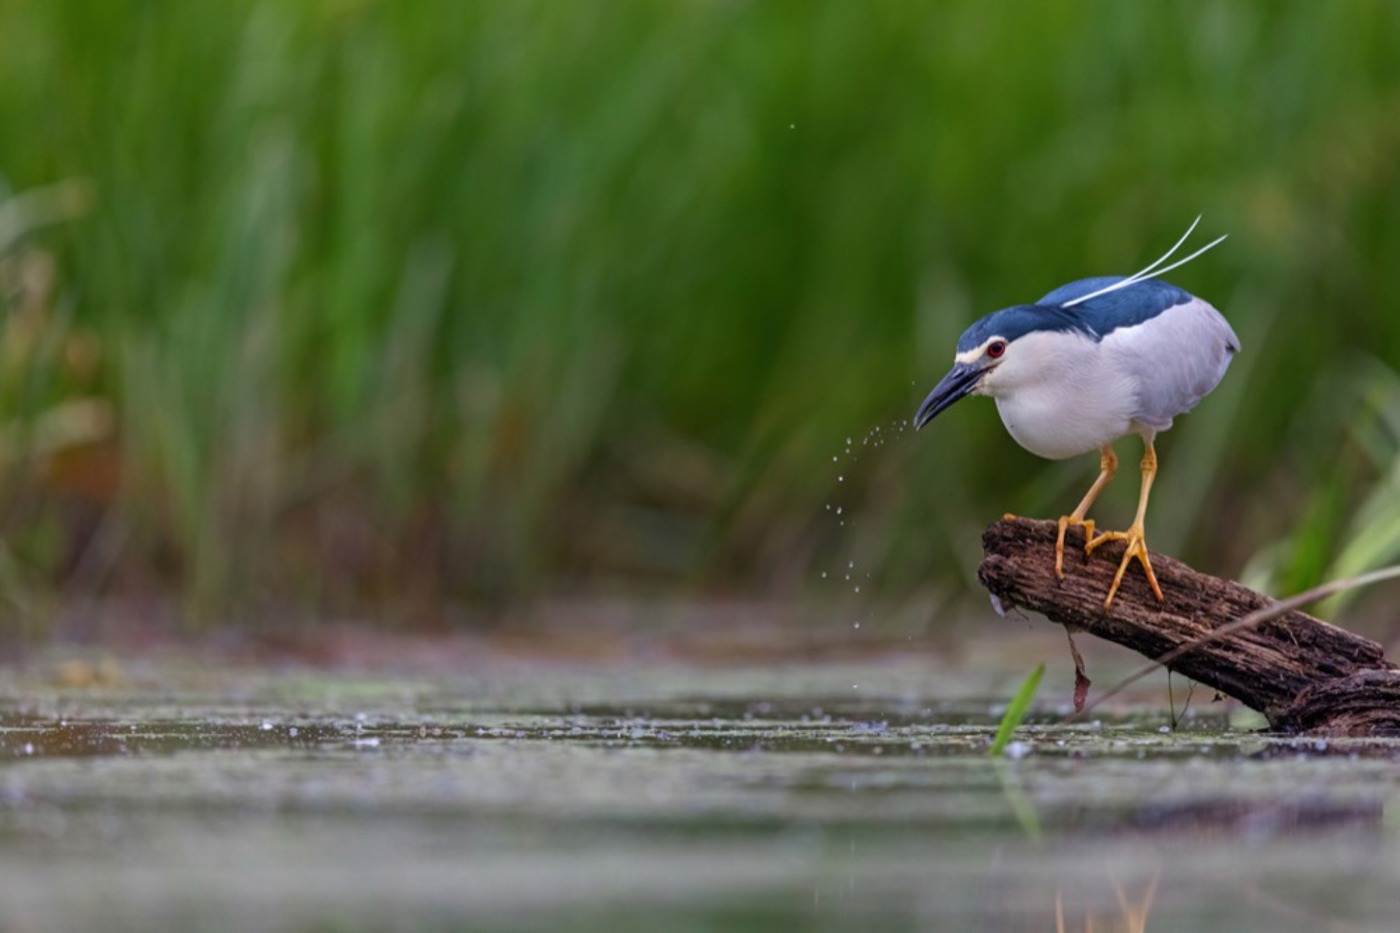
xmin=981 ymin=330 xmax=1138 ymax=460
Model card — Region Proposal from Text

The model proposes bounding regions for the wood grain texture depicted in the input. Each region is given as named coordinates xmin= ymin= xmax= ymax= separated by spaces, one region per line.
xmin=978 ymin=518 xmax=1400 ymax=736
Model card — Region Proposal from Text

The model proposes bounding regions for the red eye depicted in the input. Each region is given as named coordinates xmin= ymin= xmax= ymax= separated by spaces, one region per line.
xmin=987 ymin=340 xmax=1007 ymax=359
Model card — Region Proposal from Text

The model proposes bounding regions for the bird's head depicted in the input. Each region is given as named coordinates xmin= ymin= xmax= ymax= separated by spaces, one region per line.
xmin=913 ymin=305 xmax=1073 ymax=429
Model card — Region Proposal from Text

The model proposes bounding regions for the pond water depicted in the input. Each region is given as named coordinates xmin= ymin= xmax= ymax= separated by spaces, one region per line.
xmin=0 ymin=641 xmax=1396 ymax=931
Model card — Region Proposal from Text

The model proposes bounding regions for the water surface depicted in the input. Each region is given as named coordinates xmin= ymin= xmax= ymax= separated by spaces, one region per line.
xmin=0 ymin=645 xmax=1394 ymax=930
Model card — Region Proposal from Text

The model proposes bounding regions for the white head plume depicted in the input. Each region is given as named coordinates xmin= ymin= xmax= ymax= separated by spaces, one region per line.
xmin=1061 ymin=216 xmax=1227 ymax=309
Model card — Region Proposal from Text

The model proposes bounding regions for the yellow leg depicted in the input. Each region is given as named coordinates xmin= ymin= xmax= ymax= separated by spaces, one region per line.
xmin=1055 ymin=445 xmax=1117 ymax=581
xmin=1086 ymin=438 xmax=1165 ymax=609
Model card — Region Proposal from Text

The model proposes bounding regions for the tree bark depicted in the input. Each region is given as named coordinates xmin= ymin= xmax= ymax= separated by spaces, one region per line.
xmin=977 ymin=517 xmax=1400 ymax=737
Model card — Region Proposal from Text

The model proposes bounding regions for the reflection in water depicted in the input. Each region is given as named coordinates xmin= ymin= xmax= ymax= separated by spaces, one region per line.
xmin=980 ymin=796 xmax=1383 ymax=931
xmin=1122 ymin=797 xmax=1383 ymax=838
xmin=1055 ymin=874 xmax=1157 ymax=933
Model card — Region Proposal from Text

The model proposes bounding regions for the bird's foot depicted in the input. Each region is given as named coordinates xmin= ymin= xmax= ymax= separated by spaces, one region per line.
xmin=1085 ymin=522 xmax=1164 ymax=609
xmin=1054 ymin=515 xmax=1096 ymax=580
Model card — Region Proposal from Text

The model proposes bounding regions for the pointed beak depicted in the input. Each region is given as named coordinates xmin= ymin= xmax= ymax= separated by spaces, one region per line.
xmin=914 ymin=362 xmax=983 ymax=430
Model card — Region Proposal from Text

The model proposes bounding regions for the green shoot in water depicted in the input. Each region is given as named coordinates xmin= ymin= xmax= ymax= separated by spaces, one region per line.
xmin=990 ymin=663 xmax=1044 ymax=757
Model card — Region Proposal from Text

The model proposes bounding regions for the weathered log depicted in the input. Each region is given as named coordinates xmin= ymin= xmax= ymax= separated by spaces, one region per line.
xmin=978 ymin=517 xmax=1400 ymax=737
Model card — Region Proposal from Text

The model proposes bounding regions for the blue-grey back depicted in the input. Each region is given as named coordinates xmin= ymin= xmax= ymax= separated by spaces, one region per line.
xmin=955 ymin=278 xmax=1197 ymax=353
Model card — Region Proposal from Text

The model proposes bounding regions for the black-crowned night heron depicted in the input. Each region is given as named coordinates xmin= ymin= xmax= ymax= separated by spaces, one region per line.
xmin=914 ymin=221 xmax=1240 ymax=609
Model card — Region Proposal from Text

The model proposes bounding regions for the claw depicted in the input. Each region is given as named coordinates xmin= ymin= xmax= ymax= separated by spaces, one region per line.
xmin=1086 ymin=523 xmax=1163 ymax=609
xmin=1054 ymin=515 xmax=1097 ymax=581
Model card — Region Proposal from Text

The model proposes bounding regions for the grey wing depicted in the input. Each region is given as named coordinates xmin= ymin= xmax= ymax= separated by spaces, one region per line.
xmin=1105 ymin=296 xmax=1240 ymax=431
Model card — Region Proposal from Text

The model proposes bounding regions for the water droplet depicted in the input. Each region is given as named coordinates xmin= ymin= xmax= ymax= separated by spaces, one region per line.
xmin=837 ymin=475 xmax=844 ymax=482
xmin=853 ymin=621 xmax=861 ymax=629
xmin=835 ymin=506 xmax=843 ymax=515
xmin=854 ymin=585 xmax=860 ymax=593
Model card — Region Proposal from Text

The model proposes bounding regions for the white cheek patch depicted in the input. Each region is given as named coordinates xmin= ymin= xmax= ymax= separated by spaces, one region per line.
xmin=954 ymin=336 xmax=1005 ymax=365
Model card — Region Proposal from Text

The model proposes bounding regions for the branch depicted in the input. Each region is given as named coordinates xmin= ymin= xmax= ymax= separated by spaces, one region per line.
xmin=977 ymin=518 xmax=1400 ymax=736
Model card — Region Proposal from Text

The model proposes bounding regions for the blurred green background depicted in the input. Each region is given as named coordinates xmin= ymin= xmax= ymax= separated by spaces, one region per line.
xmin=0 ymin=0 xmax=1398 ymax=626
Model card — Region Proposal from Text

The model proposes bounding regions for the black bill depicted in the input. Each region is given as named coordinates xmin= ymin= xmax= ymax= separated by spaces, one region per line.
xmin=914 ymin=362 xmax=983 ymax=430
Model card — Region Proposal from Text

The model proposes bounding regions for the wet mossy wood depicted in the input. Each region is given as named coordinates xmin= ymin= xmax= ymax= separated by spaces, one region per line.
xmin=978 ymin=518 xmax=1400 ymax=737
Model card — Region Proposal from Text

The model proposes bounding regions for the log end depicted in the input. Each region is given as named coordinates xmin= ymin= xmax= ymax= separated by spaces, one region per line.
xmin=1273 ymin=670 xmax=1400 ymax=738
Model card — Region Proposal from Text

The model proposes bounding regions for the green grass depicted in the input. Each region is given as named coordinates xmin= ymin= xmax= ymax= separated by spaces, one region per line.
xmin=990 ymin=663 xmax=1044 ymax=758
xmin=0 ymin=1 xmax=1398 ymax=620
